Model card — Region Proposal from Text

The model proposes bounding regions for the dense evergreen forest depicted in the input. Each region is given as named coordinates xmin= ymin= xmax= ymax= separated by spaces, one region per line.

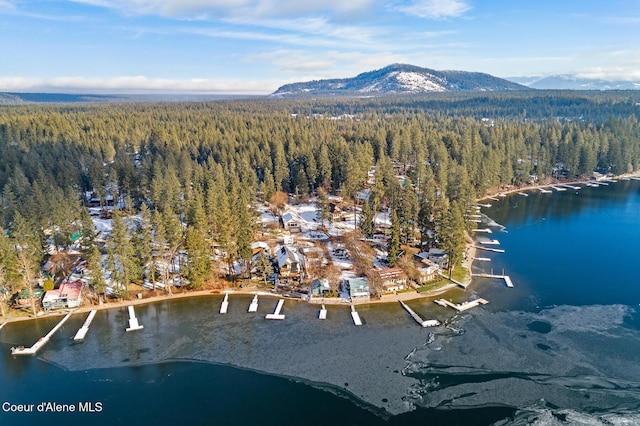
xmin=1 ymin=92 xmax=639 ymax=309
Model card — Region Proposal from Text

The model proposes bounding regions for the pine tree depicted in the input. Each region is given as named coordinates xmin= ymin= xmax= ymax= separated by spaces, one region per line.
xmin=252 ymin=251 xmax=274 ymax=285
xmin=387 ymin=209 xmax=401 ymax=267
xmin=185 ymin=225 xmax=211 ymax=289
xmin=439 ymin=201 xmax=466 ymax=277
xmin=12 ymin=213 xmax=44 ymax=315
xmin=87 ymin=244 xmax=107 ymax=302
xmin=359 ymin=201 xmax=374 ymax=239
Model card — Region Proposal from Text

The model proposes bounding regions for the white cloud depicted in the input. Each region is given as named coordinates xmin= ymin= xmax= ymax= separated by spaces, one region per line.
xmin=0 ymin=76 xmax=277 ymax=94
xmin=0 ymin=0 xmax=16 ymax=10
xmin=398 ymin=0 xmax=471 ymax=19
xmin=71 ymin=0 xmax=374 ymax=20
xmin=575 ymin=67 xmax=640 ymax=81
xmin=247 ymin=49 xmax=408 ymax=80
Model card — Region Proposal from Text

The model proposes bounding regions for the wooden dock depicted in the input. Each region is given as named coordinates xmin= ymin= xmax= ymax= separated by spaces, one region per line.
xmin=551 ymin=186 xmax=566 ymax=191
xmin=248 ymin=294 xmax=258 ymax=312
xmin=472 ymin=245 xmax=505 ymax=253
xmin=474 ymin=228 xmax=492 ymax=233
xmin=319 ymin=305 xmax=327 ymax=320
xmin=399 ymin=301 xmax=440 ymax=327
xmin=11 ymin=311 xmax=73 ymax=355
xmin=350 ymin=305 xmax=362 ymax=326
xmin=480 ymin=239 xmax=500 ymax=245
xmin=220 ymin=292 xmax=229 ymax=314
xmin=472 ymin=272 xmax=514 ymax=288
xmin=518 ymin=192 xmax=529 ymax=197
xmin=73 ymin=310 xmax=97 ymax=341
xmin=539 ymin=188 xmax=552 ymax=193
xmin=0 ymin=321 xmax=7 ymax=331
xmin=125 ymin=306 xmax=144 ymax=332
xmin=477 ymin=203 xmax=492 ymax=208
xmin=265 ymin=299 xmax=285 ymax=320
xmin=434 ymin=298 xmax=488 ymax=312
xmin=562 ymin=184 xmax=581 ymax=190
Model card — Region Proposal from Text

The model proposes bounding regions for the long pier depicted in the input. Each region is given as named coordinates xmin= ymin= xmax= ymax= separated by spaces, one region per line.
xmin=480 ymin=239 xmax=500 ymax=245
xmin=265 ymin=299 xmax=285 ymax=320
xmin=248 ymin=295 xmax=258 ymax=312
xmin=350 ymin=305 xmax=362 ymax=326
xmin=562 ymin=184 xmax=581 ymax=190
xmin=319 ymin=305 xmax=327 ymax=320
xmin=472 ymin=245 xmax=505 ymax=253
xmin=73 ymin=310 xmax=97 ymax=341
xmin=125 ymin=306 xmax=144 ymax=332
xmin=434 ymin=298 xmax=488 ymax=312
xmin=11 ymin=311 xmax=73 ymax=355
xmin=472 ymin=273 xmax=514 ymax=288
xmin=473 ymin=257 xmax=491 ymax=262
xmin=399 ymin=301 xmax=440 ymax=327
xmin=220 ymin=292 xmax=229 ymax=314
xmin=474 ymin=228 xmax=492 ymax=233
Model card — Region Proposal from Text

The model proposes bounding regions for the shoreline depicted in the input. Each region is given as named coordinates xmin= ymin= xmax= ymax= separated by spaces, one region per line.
xmin=478 ymin=171 xmax=640 ymax=201
xmin=0 ymin=281 xmax=462 ymax=326
xmin=4 ymin=170 xmax=638 ymax=326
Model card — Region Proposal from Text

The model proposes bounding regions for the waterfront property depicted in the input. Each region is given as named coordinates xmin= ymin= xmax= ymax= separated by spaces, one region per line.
xmin=310 ymin=278 xmax=331 ymax=297
xmin=346 ymin=277 xmax=370 ymax=302
xmin=277 ymin=245 xmax=303 ymax=279
xmin=375 ymin=268 xmax=408 ymax=293
xmin=42 ymin=281 xmax=83 ymax=311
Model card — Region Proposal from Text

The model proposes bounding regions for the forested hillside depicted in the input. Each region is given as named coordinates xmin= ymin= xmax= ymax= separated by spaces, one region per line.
xmin=1 ymin=92 xmax=639 ymax=306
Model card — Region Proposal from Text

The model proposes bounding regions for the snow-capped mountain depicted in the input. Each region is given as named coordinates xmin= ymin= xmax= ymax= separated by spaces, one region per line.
xmin=509 ymin=75 xmax=640 ymax=90
xmin=272 ymin=64 xmax=528 ymax=97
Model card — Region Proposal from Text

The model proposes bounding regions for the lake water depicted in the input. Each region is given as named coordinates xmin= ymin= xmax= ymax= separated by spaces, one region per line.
xmin=1 ymin=180 xmax=640 ymax=425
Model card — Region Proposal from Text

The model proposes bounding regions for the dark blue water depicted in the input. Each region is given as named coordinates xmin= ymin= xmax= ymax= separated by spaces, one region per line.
xmin=1 ymin=180 xmax=640 ymax=426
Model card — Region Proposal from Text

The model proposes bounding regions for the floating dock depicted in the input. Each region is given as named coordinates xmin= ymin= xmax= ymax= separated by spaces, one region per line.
xmin=563 ymin=184 xmax=581 ymax=190
xmin=518 ymin=192 xmax=529 ymax=197
xmin=350 ymin=305 xmax=362 ymax=326
xmin=551 ymin=186 xmax=566 ymax=191
xmin=631 ymin=177 xmax=640 ymax=181
xmin=220 ymin=292 xmax=229 ymax=314
xmin=472 ymin=273 xmax=514 ymax=288
xmin=488 ymin=197 xmax=499 ymax=201
xmin=434 ymin=298 xmax=488 ymax=312
xmin=399 ymin=301 xmax=440 ymax=327
xmin=474 ymin=228 xmax=492 ymax=233
xmin=472 ymin=245 xmax=505 ymax=253
xmin=73 ymin=310 xmax=97 ymax=341
xmin=477 ymin=203 xmax=492 ymax=208
xmin=319 ymin=305 xmax=327 ymax=320
xmin=248 ymin=295 xmax=258 ymax=312
xmin=480 ymin=239 xmax=500 ymax=245
xmin=125 ymin=306 xmax=143 ymax=332
xmin=11 ymin=311 xmax=73 ymax=355
xmin=265 ymin=299 xmax=285 ymax=320
xmin=0 ymin=321 xmax=7 ymax=331
xmin=539 ymin=188 xmax=552 ymax=193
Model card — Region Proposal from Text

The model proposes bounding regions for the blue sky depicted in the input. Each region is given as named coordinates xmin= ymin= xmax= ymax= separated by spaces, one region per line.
xmin=1 ymin=0 xmax=639 ymax=94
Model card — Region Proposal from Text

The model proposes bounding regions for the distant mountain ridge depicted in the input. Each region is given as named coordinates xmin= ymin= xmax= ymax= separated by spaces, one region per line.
xmin=509 ymin=75 xmax=640 ymax=90
xmin=272 ymin=64 xmax=529 ymax=96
